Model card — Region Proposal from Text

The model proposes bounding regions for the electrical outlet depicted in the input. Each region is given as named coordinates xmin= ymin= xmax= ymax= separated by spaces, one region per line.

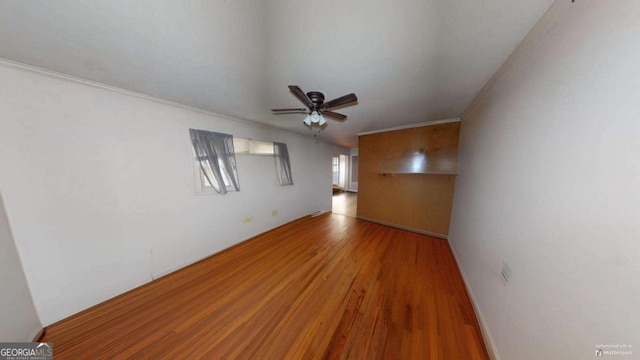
xmin=271 ymin=210 xmax=278 ymax=216
xmin=242 ymin=216 xmax=253 ymax=223
xmin=501 ymin=261 xmax=512 ymax=285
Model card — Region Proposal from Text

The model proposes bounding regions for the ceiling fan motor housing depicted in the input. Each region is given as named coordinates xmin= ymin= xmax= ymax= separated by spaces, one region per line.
xmin=306 ymin=91 xmax=325 ymax=110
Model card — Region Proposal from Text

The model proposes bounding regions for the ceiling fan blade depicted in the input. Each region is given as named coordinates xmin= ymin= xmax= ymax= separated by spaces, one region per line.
xmin=323 ymin=93 xmax=358 ymax=109
xmin=271 ymin=108 xmax=308 ymax=112
xmin=322 ymin=110 xmax=347 ymax=121
xmin=288 ymin=85 xmax=313 ymax=108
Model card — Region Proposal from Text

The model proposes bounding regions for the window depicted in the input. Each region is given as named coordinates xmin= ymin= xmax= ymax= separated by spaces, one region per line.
xmin=332 ymin=155 xmax=348 ymax=188
xmin=189 ymin=129 xmax=240 ymax=195
xmin=194 ymin=156 xmax=235 ymax=193
xmin=274 ymin=142 xmax=293 ymax=185
xmin=233 ymin=138 xmax=275 ymax=155
xmin=191 ymin=132 xmax=293 ymax=193
xmin=332 ymin=156 xmax=340 ymax=185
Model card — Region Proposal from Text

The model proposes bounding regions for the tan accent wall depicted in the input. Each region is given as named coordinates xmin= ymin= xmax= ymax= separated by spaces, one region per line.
xmin=357 ymin=122 xmax=459 ymax=236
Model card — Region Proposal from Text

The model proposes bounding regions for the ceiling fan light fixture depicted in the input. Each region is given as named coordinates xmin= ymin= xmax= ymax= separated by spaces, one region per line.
xmin=272 ymin=85 xmax=358 ymax=130
xmin=310 ymin=111 xmax=320 ymax=124
xmin=303 ymin=114 xmax=312 ymax=126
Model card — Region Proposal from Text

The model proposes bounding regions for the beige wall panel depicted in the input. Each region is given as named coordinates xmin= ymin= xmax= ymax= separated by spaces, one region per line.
xmin=357 ymin=122 xmax=459 ymax=236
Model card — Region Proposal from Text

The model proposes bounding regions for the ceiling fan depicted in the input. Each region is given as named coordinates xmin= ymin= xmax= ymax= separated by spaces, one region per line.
xmin=272 ymin=85 xmax=358 ymax=127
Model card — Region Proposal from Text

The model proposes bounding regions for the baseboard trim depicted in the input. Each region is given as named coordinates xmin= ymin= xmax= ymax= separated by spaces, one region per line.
xmin=355 ymin=216 xmax=448 ymax=239
xmin=32 ymin=327 xmax=46 ymax=342
xmin=448 ymin=244 xmax=501 ymax=360
xmin=45 ymin=213 xmax=317 ymax=328
xmin=310 ymin=210 xmax=328 ymax=217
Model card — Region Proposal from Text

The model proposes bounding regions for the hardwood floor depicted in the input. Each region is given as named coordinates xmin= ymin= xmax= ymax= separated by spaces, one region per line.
xmin=332 ymin=191 xmax=357 ymax=218
xmin=42 ymin=214 xmax=489 ymax=359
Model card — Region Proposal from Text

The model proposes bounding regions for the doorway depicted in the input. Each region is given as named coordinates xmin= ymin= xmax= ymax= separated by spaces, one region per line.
xmin=332 ymin=154 xmax=357 ymax=217
xmin=332 ymin=192 xmax=357 ymax=217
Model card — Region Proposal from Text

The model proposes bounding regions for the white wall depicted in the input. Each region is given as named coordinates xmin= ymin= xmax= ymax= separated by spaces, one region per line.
xmin=449 ymin=1 xmax=640 ymax=359
xmin=0 ymin=0 xmax=269 ymax=122
xmin=0 ymin=191 xmax=42 ymax=341
xmin=0 ymin=60 xmax=348 ymax=325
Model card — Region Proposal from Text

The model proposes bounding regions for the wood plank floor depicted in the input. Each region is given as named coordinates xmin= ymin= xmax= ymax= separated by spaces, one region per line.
xmin=43 ymin=214 xmax=489 ymax=359
xmin=332 ymin=192 xmax=357 ymax=218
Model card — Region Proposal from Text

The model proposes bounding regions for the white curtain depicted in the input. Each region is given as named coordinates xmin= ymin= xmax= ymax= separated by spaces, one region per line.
xmin=189 ymin=129 xmax=240 ymax=194
xmin=273 ymin=142 xmax=293 ymax=186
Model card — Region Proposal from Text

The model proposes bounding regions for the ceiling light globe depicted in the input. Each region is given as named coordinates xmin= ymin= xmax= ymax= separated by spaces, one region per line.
xmin=310 ymin=111 xmax=320 ymax=124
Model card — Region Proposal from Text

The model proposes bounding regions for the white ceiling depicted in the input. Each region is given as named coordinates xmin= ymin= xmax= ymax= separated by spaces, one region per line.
xmin=0 ymin=0 xmax=553 ymax=148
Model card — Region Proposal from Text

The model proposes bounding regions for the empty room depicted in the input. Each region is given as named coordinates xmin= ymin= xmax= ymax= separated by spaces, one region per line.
xmin=1 ymin=1 xmax=638 ymax=359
